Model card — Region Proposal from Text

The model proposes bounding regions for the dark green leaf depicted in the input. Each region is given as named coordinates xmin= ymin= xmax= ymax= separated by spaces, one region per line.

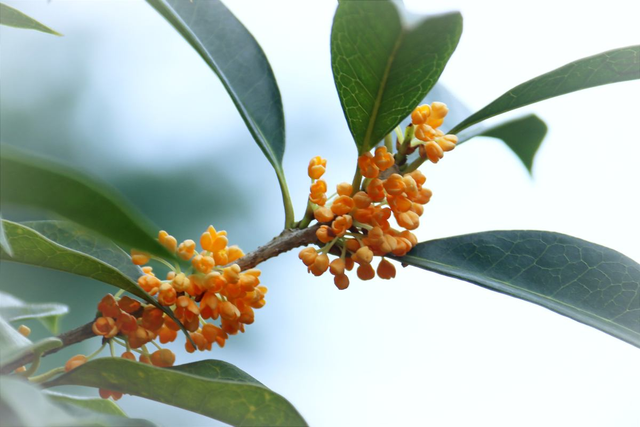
xmin=450 ymin=46 xmax=640 ymax=134
xmin=169 ymin=359 xmax=263 ymax=386
xmin=0 ymin=3 xmax=62 ymax=36
xmin=0 ymin=145 xmax=170 ymax=259
xmin=457 ymin=115 xmax=548 ymax=174
xmin=45 ymin=358 xmax=307 ymax=426
xmin=0 ymin=220 xmax=191 ymax=344
xmin=145 ymin=0 xmax=287 ymax=180
xmin=331 ymin=0 xmax=462 ymax=153
xmin=44 ymin=391 xmax=128 ymax=418
xmin=0 ymin=290 xmax=68 ymax=334
xmin=23 ymin=220 xmax=143 ymax=283
xmin=397 ymin=231 xmax=640 ymax=347
xmin=0 ymin=377 xmax=154 ymax=427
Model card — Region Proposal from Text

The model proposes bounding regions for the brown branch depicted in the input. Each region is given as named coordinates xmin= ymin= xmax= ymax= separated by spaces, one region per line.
xmin=1 ymin=226 xmax=321 ymax=374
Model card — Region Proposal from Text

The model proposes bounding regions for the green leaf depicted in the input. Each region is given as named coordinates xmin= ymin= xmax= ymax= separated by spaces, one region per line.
xmin=145 ymin=0 xmax=294 ymax=227
xmin=0 ymin=316 xmax=32 ymax=364
xmin=331 ymin=0 xmax=462 ymax=153
xmin=0 ymin=145 xmax=170 ymax=259
xmin=0 ymin=220 xmax=191 ymax=344
xmin=23 ymin=220 xmax=144 ymax=283
xmin=457 ymin=114 xmax=548 ymax=174
xmin=0 ymin=290 xmax=68 ymax=334
xmin=0 ymin=377 xmax=154 ymax=427
xmin=0 ymin=3 xmax=62 ymax=36
xmin=44 ymin=391 xmax=128 ymax=418
xmin=45 ymin=358 xmax=307 ymax=426
xmin=0 ymin=212 xmax=12 ymax=257
xmin=397 ymin=231 xmax=640 ymax=347
xmin=450 ymin=46 xmax=640 ymax=134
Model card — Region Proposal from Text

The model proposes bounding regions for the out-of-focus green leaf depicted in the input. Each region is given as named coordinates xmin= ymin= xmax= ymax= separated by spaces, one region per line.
xmin=0 ymin=212 xmax=12 ymax=257
xmin=0 ymin=377 xmax=155 ymax=427
xmin=45 ymin=358 xmax=308 ymax=426
xmin=145 ymin=0 xmax=294 ymax=226
xmin=457 ymin=114 xmax=548 ymax=174
xmin=331 ymin=0 xmax=462 ymax=153
xmin=23 ymin=220 xmax=143 ymax=282
xmin=0 ymin=3 xmax=62 ymax=36
xmin=0 ymin=316 xmax=32 ymax=364
xmin=450 ymin=46 xmax=640 ymax=134
xmin=0 ymin=145 xmax=170 ymax=259
xmin=0 ymin=220 xmax=191 ymax=344
xmin=44 ymin=391 xmax=128 ymax=418
xmin=398 ymin=230 xmax=640 ymax=347
xmin=0 ymin=290 xmax=68 ymax=334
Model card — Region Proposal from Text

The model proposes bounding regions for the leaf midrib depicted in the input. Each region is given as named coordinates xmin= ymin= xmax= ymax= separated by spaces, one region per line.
xmin=362 ymin=29 xmax=406 ymax=153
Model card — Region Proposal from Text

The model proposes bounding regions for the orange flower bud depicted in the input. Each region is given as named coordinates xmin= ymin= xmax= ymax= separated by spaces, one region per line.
xmin=334 ymin=274 xmax=350 ymax=290
xmin=151 ymin=349 xmax=175 ymax=367
xmin=383 ymin=173 xmax=406 ymax=196
xmin=410 ymin=187 xmax=432 ymax=205
xmin=436 ymin=134 xmax=457 ymax=151
xmin=141 ymin=306 xmax=164 ymax=332
xmin=377 ymin=259 xmax=396 ymax=279
xmin=299 ymin=247 xmax=318 ymax=266
xmin=159 ymin=326 xmax=178 ymax=344
xmin=227 ymin=246 xmax=245 ymax=262
xmin=414 ymin=124 xmax=437 ymax=142
xmin=419 ymin=140 xmax=444 ymax=163
xmin=121 ymin=351 xmax=136 ymax=360
xmin=314 ymin=206 xmax=334 ymax=223
xmin=17 ymin=325 xmax=30 ymax=337
xmin=93 ymin=317 xmax=118 ymax=338
xmin=336 ymin=182 xmax=353 ymax=196
xmin=331 ymin=215 xmax=353 ymax=237
xmin=345 ymin=238 xmax=361 ymax=253
xmin=374 ymin=146 xmax=394 ymax=171
xmin=353 ymin=191 xmax=372 ymax=209
xmin=115 ymin=312 xmax=137 ymax=334
xmin=358 ymin=152 xmax=379 ymax=179
xmin=329 ymin=258 xmax=345 ymax=276
xmin=158 ymin=283 xmax=177 ymax=306
xmin=138 ymin=274 xmax=161 ymax=295
xmin=158 ymin=230 xmax=177 ymax=252
xmin=356 ymin=263 xmax=376 ymax=281
xmin=409 ymin=170 xmax=426 ymax=186
xmin=192 ymin=254 xmax=215 ymax=274
xmin=310 ymin=179 xmax=327 ymax=195
xmin=219 ymin=301 xmax=241 ymax=321
xmin=171 ymin=273 xmax=190 ymax=292
xmin=308 ymin=156 xmax=327 ymax=180
xmin=353 ymin=246 xmax=373 ymax=265
xmin=130 ymin=250 xmax=150 ymax=266
xmin=139 ymin=354 xmax=151 ymax=364
xmin=331 ymin=195 xmax=355 ymax=216
xmin=65 ymin=354 xmax=87 ymax=372
xmin=411 ymin=104 xmax=431 ymax=125
xmin=223 ymin=264 xmax=241 ymax=284
xmin=97 ymin=294 xmax=121 ymax=318
xmin=427 ymin=102 xmax=448 ymax=128
xmin=309 ymin=253 xmax=329 ymax=276
xmin=177 ymin=239 xmax=196 ymax=260
xmin=117 ymin=296 xmax=141 ymax=314
xmin=366 ymin=178 xmax=385 ymax=202
xmin=396 ymin=211 xmax=420 ymax=230
xmin=316 ymin=225 xmax=334 ymax=244
xmin=99 ymin=389 xmax=123 ymax=401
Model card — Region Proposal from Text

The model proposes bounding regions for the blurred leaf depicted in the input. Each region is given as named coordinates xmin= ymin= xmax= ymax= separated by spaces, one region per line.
xmin=450 ymin=46 xmax=640 ymax=134
xmin=0 ymin=220 xmax=192 ymax=344
xmin=0 ymin=290 xmax=68 ymax=334
xmin=398 ymin=230 xmax=640 ymax=347
xmin=331 ymin=0 xmax=462 ymax=153
xmin=0 ymin=145 xmax=170 ymax=259
xmin=0 ymin=3 xmax=62 ymax=36
xmin=0 ymin=377 xmax=154 ymax=427
xmin=457 ymin=114 xmax=548 ymax=174
xmin=0 ymin=336 xmax=63 ymax=372
xmin=24 ymin=220 xmax=143 ymax=282
xmin=0 ymin=212 xmax=12 ymax=257
xmin=145 ymin=0 xmax=294 ymax=226
xmin=44 ymin=391 xmax=128 ymax=417
xmin=0 ymin=316 xmax=32 ymax=364
xmin=46 ymin=358 xmax=308 ymax=426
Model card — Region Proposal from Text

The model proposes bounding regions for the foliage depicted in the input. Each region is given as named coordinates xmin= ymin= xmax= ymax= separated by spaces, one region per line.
xmin=0 ymin=1 xmax=638 ymax=426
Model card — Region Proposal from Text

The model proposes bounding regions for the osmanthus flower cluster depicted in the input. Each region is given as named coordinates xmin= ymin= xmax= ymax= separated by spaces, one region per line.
xmin=299 ymin=103 xmax=457 ymax=289
xmin=64 ymin=226 xmax=266 ymax=400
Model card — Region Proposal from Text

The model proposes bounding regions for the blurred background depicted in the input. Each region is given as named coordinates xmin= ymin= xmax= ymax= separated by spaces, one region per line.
xmin=1 ymin=0 xmax=639 ymax=426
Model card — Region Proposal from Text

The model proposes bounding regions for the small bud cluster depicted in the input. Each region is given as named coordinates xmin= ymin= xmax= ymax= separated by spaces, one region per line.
xmin=410 ymin=102 xmax=458 ymax=163
xmin=84 ymin=226 xmax=265 ymax=399
xmin=300 ymin=103 xmax=456 ymax=289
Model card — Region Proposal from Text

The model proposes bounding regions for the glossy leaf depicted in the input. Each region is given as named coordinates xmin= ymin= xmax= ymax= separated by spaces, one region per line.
xmin=0 ymin=377 xmax=154 ymax=427
xmin=0 ymin=3 xmax=62 ymax=36
xmin=331 ymin=0 xmax=462 ymax=153
xmin=0 ymin=290 xmax=68 ymax=334
xmin=398 ymin=231 xmax=640 ymax=347
xmin=23 ymin=220 xmax=143 ymax=282
xmin=457 ymin=114 xmax=548 ymax=174
xmin=450 ymin=46 xmax=640 ymax=134
xmin=0 ymin=145 xmax=170 ymax=259
xmin=145 ymin=0 xmax=294 ymax=226
xmin=0 ymin=220 xmax=191 ymax=344
xmin=44 ymin=391 xmax=128 ymax=417
xmin=45 ymin=358 xmax=307 ymax=426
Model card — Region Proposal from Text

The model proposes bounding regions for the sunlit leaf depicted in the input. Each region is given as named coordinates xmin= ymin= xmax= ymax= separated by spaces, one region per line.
xmin=0 ymin=145 xmax=170 ymax=259
xmin=0 ymin=290 xmax=68 ymax=334
xmin=145 ymin=0 xmax=293 ymax=225
xmin=331 ymin=0 xmax=462 ymax=153
xmin=450 ymin=46 xmax=640 ymax=134
xmin=0 ymin=3 xmax=62 ymax=36
xmin=398 ymin=230 xmax=640 ymax=347
xmin=45 ymin=358 xmax=307 ymax=426
xmin=24 ymin=220 xmax=143 ymax=283
xmin=457 ymin=114 xmax=548 ymax=174
xmin=0 ymin=377 xmax=154 ymax=427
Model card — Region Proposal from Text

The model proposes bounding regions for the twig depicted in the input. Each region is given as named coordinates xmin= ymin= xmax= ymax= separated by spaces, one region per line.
xmin=1 ymin=225 xmax=321 ymax=373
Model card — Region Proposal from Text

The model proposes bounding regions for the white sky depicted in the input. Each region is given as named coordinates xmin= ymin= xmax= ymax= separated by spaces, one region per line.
xmin=2 ymin=1 xmax=639 ymax=426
